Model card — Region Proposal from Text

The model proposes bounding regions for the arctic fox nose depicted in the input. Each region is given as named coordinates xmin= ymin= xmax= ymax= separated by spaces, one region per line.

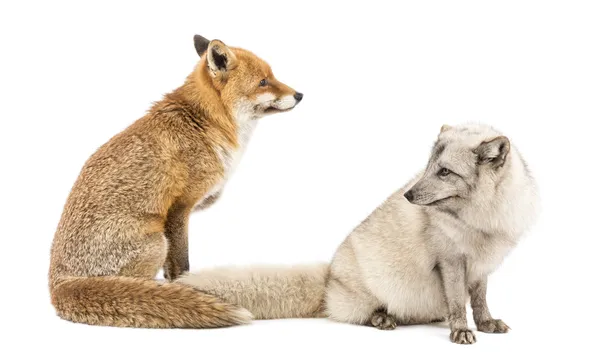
xmin=404 ymin=190 xmax=414 ymax=202
xmin=293 ymin=92 xmax=303 ymax=102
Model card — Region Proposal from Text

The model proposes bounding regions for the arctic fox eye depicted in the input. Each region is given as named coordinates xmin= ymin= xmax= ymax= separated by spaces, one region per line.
xmin=259 ymin=79 xmax=268 ymax=87
xmin=438 ymin=168 xmax=451 ymax=177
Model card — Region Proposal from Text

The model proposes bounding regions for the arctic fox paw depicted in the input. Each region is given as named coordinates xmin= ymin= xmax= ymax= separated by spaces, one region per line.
xmin=370 ymin=311 xmax=397 ymax=330
xmin=477 ymin=319 xmax=510 ymax=333
xmin=450 ymin=328 xmax=477 ymax=344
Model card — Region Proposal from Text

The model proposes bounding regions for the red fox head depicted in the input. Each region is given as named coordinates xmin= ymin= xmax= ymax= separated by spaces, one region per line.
xmin=193 ymin=35 xmax=303 ymax=120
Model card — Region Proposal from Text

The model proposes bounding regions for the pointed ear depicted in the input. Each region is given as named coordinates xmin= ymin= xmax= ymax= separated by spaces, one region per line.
xmin=193 ymin=35 xmax=210 ymax=57
xmin=474 ymin=136 xmax=511 ymax=168
xmin=440 ymin=124 xmax=452 ymax=133
xmin=206 ymin=39 xmax=237 ymax=77
xmin=437 ymin=124 xmax=452 ymax=139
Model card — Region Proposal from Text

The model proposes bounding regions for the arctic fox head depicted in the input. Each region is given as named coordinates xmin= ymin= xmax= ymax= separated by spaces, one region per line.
xmin=404 ymin=124 xmax=513 ymax=208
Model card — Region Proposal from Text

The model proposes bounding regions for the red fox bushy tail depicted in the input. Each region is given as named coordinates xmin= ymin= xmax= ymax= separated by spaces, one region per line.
xmin=51 ymin=276 xmax=253 ymax=328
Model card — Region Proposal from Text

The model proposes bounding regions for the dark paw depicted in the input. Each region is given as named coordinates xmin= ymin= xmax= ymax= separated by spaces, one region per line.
xmin=163 ymin=268 xmax=180 ymax=281
xmin=370 ymin=311 xmax=397 ymax=330
xmin=450 ymin=328 xmax=476 ymax=344
xmin=477 ymin=319 xmax=510 ymax=333
xmin=163 ymin=261 xmax=187 ymax=281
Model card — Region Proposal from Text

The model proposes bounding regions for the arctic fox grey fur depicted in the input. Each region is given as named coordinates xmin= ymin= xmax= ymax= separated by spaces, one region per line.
xmin=178 ymin=123 xmax=540 ymax=344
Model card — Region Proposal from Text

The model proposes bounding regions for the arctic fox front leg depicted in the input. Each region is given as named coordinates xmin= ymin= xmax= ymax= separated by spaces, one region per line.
xmin=469 ymin=278 xmax=510 ymax=333
xmin=439 ymin=258 xmax=476 ymax=344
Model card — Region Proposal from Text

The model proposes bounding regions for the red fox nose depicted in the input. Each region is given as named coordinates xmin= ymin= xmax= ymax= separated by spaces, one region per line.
xmin=293 ymin=92 xmax=303 ymax=102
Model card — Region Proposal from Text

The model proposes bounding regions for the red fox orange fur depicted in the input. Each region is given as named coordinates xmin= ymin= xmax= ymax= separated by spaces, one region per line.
xmin=49 ymin=35 xmax=303 ymax=328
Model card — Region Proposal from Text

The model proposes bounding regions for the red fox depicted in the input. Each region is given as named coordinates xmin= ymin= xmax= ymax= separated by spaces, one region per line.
xmin=48 ymin=35 xmax=303 ymax=328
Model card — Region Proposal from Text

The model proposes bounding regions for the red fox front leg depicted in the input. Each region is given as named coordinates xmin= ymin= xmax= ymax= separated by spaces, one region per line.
xmin=163 ymin=203 xmax=192 ymax=280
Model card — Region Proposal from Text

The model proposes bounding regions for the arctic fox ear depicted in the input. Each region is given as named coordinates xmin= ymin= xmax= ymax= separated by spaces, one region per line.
xmin=193 ymin=35 xmax=210 ymax=57
xmin=437 ymin=124 xmax=452 ymax=138
xmin=475 ymin=136 xmax=511 ymax=168
xmin=206 ymin=39 xmax=238 ymax=78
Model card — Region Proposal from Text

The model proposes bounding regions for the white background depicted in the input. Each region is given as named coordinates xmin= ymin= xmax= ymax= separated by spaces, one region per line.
xmin=1 ymin=1 xmax=598 ymax=353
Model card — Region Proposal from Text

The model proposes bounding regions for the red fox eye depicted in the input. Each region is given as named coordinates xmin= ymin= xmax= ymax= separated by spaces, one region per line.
xmin=259 ymin=79 xmax=267 ymax=87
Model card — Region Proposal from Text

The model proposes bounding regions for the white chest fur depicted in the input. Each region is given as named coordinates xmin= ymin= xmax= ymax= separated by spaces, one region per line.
xmin=195 ymin=108 xmax=257 ymax=208
xmin=217 ymin=118 xmax=257 ymax=185
xmin=433 ymin=213 xmax=518 ymax=280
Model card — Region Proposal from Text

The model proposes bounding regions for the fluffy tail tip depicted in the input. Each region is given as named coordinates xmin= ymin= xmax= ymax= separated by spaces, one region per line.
xmin=232 ymin=307 xmax=254 ymax=324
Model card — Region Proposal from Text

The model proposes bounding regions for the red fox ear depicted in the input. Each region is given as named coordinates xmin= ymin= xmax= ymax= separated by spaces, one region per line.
xmin=193 ymin=35 xmax=210 ymax=57
xmin=206 ymin=40 xmax=238 ymax=78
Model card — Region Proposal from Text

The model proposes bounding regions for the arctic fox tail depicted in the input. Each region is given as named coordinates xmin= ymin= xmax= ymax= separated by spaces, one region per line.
xmin=176 ymin=263 xmax=330 ymax=320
